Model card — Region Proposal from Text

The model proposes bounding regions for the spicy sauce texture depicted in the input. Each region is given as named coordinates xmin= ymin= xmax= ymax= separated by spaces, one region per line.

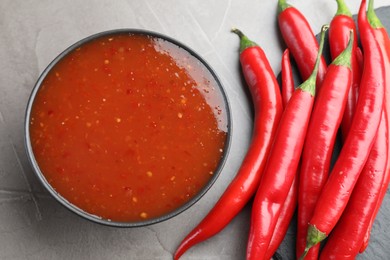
xmin=29 ymin=33 xmax=228 ymax=222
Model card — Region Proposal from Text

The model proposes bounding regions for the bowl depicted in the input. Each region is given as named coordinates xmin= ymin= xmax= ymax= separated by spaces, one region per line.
xmin=25 ymin=29 xmax=231 ymax=227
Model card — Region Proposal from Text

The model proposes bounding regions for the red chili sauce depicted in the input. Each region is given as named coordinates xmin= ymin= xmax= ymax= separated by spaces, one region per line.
xmin=29 ymin=33 xmax=228 ymax=222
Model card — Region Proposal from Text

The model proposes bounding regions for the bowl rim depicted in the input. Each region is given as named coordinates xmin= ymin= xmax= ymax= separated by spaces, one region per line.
xmin=24 ymin=28 xmax=232 ymax=227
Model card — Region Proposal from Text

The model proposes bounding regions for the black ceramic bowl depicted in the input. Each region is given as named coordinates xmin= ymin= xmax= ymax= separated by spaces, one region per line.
xmin=24 ymin=29 xmax=231 ymax=227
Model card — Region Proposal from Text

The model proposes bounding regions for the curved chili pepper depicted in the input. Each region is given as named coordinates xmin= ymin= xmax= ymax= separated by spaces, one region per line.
xmin=265 ymin=56 xmax=297 ymax=258
xmin=359 ymin=0 xmax=390 ymax=252
xmin=296 ymin=29 xmax=354 ymax=260
xmin=277 ymin=0 xmax=327 ymax=89
xmin=173 ymin=29 xmax=283 ymax=260
xmin=246 ymin=25 xmax=328 ymax=260
xmin=320 ymin=111 xmax=388 ymax=259
xmin=328 ymin=0 xmax=361 ymax=139
xmin=281 ymin=48 xmax=294 ymax=106
xmin=299 ymin=1 xmax=385 ymax=258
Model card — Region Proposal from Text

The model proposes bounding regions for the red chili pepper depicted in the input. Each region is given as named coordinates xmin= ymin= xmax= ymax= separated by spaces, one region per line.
xmin=277 ymin=0 xmax=327 ymax=89
xmin=320 ymin=110 xmax=388 ymax=259
xmin=328 ymin=0 xmax=361 ymax=139
xmin=296 ymin=29 xmax=354 ymax=260
xmin=265 ymin=55 xmax=297 ymax=258
xmin=173 ymin=29 xmax=283 ymax=260
xmin=281 ymin=49 xmax=294 ymax=107
xmin=299 ymin=0 xmax=385 ymax=258
xmin=356 ymin=47 xmax=364 ymax=72
xmin=359 ymin=0 xmax=390 ymax=252
xmin=246 ymin=25 xmax=328 ymax=260
xmin=265 ymin=175 xmax=298 ymax=259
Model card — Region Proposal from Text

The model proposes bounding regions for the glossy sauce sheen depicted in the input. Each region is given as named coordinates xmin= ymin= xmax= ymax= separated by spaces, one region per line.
xmin=29 ymin=33 xmax=228 ymax=222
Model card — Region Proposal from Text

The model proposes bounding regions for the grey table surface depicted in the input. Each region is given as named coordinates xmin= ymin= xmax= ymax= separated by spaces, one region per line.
xmin=1 ymin=0 xmax=390 ymax=259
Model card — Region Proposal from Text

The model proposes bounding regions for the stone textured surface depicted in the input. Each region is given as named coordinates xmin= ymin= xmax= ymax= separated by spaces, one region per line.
xmin=0 ymin=0 xmax=389 ymax=259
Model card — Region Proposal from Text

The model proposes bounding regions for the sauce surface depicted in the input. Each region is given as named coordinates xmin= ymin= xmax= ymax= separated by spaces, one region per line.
xmin=29 ymin=33 xmax=228 ymax=222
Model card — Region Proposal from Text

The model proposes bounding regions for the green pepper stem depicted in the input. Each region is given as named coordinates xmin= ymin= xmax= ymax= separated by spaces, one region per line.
xmin=278 ymin=0 xmax=291 ymax=14
xmin=298 ymin=224 xmax=327 ymax=260
xmin=298 ymin=24 xmax=328 ymax=96
xmin=367 ymin=0 xmax=384 ymax=29
xmin=231 ymin=28 xmax=258 ymax=53
xmin=335 ymin=0 xmax=352 ymax=17
xmin=332 ymin=29 xmax=353 ymax=68
xmin=298 ymin=247 xmax=310 ymax=260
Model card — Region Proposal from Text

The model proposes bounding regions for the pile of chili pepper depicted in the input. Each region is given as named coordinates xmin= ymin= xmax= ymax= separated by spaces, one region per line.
xmin=174 ymin=0 xmax=390 ymax=259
